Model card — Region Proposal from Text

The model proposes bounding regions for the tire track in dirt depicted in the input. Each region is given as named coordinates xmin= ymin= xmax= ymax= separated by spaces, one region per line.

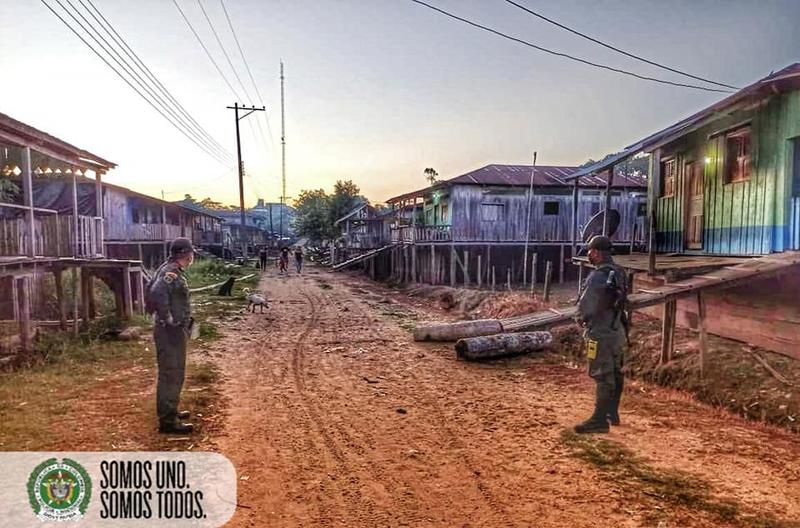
xmin=340 ymin=286 xmax=509 ymax=520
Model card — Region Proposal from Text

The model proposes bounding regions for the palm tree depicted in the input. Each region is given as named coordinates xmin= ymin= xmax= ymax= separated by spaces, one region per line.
xmin=423 ymin=167 xmax=439 ymax=185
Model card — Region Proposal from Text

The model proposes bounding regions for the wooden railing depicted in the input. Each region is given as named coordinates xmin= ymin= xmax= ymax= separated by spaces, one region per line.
xmin=343 ymin=232 xmax=386 ymax=249
xmin=107 ymin=222 xmax=186 ymax=242
xmin=0 ymin=208 xmax=102 ymax=258
xmin=391 ymin=225 xmax=452 ymax=243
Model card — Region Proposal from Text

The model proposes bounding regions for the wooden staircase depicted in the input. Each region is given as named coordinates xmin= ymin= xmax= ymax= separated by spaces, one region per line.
xmin=332 ymin=244 xmax=398 ymax=271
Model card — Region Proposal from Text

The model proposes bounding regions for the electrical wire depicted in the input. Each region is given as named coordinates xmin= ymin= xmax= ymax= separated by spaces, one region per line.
xmin=171 ymin=0 xmax=244 ymax=102
xmin=219 ymin=0 xmax=276 ymax=145
xmin=40 ymin=0 xmax=231 ymax=165
xmin=503 ymin=0 xmax=739 ymax=90
xmin=80 ymin=0 xmax=234 ymax=159
xmin=60 ymin=0 xmax=231 ymax=163
xmin=196 ymin=0 xmax=253 ymax=103
xmin=409 ymin=0 xmax=735 ymax=93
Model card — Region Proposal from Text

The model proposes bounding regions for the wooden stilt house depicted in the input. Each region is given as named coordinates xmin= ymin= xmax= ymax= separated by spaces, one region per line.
xmin=569 ymin=63 xmax=800 ymax=357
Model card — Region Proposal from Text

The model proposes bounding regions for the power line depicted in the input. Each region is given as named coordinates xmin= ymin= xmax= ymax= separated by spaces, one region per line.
xmin=219 ymin=0 xmax=276 ymax=145
xmin=60 ymin=0 xmax=231 ymax=163
xmin=78 ymin=0 xmax=234 ymax=161
xmin=57 ymin=0 xmax=231 ymax=163
xmin=40 ymin=0 xmax=231 ymax=164
xmin=503 ymin=0 xmax=739 ymax=90
xmin=171 ymin=0 xmax=244 ymax=102
xmin=79 ymin=0 xmax=233 ymax=158
xmin=196 ymin=0 xmax=253 ymax=103
xmin=409 ymin=0 xmax=735 ymax=94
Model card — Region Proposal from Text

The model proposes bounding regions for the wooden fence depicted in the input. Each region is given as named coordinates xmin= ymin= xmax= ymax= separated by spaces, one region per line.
xmin=0 ymin=212 xmax=102 ymax=258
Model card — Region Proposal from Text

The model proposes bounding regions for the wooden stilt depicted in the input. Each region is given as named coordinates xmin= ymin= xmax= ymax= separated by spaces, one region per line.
xmin=532 ymin=252 xmax=538 ymax=286
xmin=450 ymin=245 xmax=456 ymax=287
xmin=411 ymin=244 xmax=417 ymax=283
xmin=54 ymin=269 xmax=66 ymax=330
xmin=123 ymin=266 xmax=133 ymax=318
xmin=87 ymin=274 xmax=96 ymax=320
xmin=697 ymin=291 xmax=708 ymax=378
xmin=492 ymin=266 xmax=496 ymax=291
xmin=72 ymin=267 xmax=79 ymax=335
xmin=559 ymin=245 xmax=565 ymax=284
xmin=577 ymin=263 xmax=584 ymax=296
xmin=430 ymin=244 xmax=435 ymax=285
xmin=463 ymin=250 xmax=469 ymax=288
xmin=506 ymin=268 xmax=511 ymax=291
xmin=17 ymin=277 xmax=31 ymax=352
xmin=81 ymin=272 xmax=91 ymax=328
xmin=486 ymin=244 xmax=491 ymax=286
xmin=543 ymin=261 xmax=553 ymax=302
xmin=660 ymin=300 xmax=677 ymax=363
xmin=477 ymin=254 xmax=482 ymax=288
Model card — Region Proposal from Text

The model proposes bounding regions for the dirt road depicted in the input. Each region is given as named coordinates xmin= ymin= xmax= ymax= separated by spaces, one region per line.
xmin=205 ymin=266 xmax=800 ymax=527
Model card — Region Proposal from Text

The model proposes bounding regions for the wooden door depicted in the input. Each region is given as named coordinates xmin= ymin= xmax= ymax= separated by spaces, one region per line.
xmin=684 ymin=162 xmax=704 ymax=249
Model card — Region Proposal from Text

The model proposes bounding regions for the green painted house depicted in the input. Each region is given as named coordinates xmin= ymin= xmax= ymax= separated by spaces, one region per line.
xmin=645 ymin=64 xmax=800 ymax=255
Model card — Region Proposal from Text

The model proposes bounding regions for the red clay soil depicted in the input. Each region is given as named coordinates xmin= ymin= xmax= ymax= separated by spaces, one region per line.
xmin=206 ymin=267 xmax=800 ymax=527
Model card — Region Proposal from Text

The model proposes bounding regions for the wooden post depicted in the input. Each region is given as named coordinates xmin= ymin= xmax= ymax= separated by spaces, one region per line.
xmin=577 ymin=263 xmax=584 ymax=296
xmin=17 ymin=277 xmax=31 ymax=352
xmin=72 ymin=267 xmax=79 ymax=335
xmin=697 ymin=291 xmax=708 ymax=378
xmin=559 ymin=244 xmax=565 ymax=284
xmin=463 ymin=250 xmax=469 ymax=287
xmin=123 ymin=266 xmax=133 ymax=318
xmin=477 ymin=254 xmax=482 ymax=288
xmin=486 ymin=244 xmax=491 ymax=286
xmin=492 ymin=266 xmax=496 ymax=291
xmin=532 ymin=252 xmax=538 ymax=286
xmin=543 ymin=261 xmax=553 ymax=302
xmin=648 ymin=210 xmax=657 ymax=276
xmin=430 ymin=244 xmax=435 ymax=285
xmin=602 ymin=167 xmax=613 ymax=236
xmin=571 ymin=177 xmax=579 ymax=259
xmin=83 ymin=272 xmax=94 ymax=324
xmin=411 ymin=244 xmax=417 ymax=283
xmin=54 ymin=269 xmax=67 ymax=330
xmin=450 ymin=244 xmax=456 ymax=287
xmin=506 ymin=268 xmax=511 ymax=291
xmin=21 ymin=147 xmax=35 ymax=257
xmin=660 ymin=288 xmax=677 ymax=364
xmin=95 ymin=170 xmax=104 ymax=257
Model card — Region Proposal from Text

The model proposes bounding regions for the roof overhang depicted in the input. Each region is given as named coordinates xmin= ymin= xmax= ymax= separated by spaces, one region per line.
xmin=0 ymin=112 xmax=116 ymax=173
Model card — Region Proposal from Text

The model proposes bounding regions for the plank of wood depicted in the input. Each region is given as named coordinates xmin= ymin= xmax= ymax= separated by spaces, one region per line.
xmin=749 ymin=351 xmax=791 ymax=385
xmin=189 ymin=273 xmax=256 ymax=293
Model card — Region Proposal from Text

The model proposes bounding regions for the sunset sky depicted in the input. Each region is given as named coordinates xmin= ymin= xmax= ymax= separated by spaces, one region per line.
xmin=1 ymin=0 xmax=798 ymax=206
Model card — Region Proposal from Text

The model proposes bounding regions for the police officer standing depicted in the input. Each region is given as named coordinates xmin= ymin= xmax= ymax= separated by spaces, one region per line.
xmin=574 ymin=235 xmax=628 ymax=434
xmin=150 ymin=237 xmax=195 ymax=434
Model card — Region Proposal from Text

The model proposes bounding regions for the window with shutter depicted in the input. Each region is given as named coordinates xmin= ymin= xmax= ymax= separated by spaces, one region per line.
xmin=725 ymin=127 xmax=752 ymax=183
xmin=661 ymin=158 xmax=676 ymax=197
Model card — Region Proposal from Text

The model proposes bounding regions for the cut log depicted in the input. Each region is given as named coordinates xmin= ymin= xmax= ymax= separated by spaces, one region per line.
xmin=456 ymin=331 xmax=553 ymax=361
xmin=413 ymin=319 xmax=503 ymax=342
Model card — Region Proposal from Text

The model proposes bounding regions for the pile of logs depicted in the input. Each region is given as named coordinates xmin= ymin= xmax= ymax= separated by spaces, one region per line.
xmin=455 ymin=331 xmax=553 ymax=361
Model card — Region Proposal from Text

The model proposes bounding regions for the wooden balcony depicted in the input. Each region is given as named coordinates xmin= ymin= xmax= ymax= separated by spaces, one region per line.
xmin=105 ymin=222 xmax=186 ymax=242
xmin=193 ymin=230 xmax=223 ymax=245
xmin=0 ymin=206 xmax=103 ymax=259
xmin=390 ymin=225 xmax=452 ymax=243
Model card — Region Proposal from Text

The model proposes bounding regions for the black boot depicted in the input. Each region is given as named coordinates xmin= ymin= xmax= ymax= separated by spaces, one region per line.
xmin=159 ymin=420 xmax=194 ymax=434
xmin=574 ymin=384 xmax=612 ymax=434
xmin=177 ymin=410 xmax=191 ymax=420
xmin=607 ymin=373 xmax=624 ymax=426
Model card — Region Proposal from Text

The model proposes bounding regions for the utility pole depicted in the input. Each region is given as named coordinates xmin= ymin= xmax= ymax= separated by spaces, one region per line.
xmin=280 ymin=61 xmax=286 ymax=241
xmin=523 ymin=151 xmax=537 ymax=288
xmin=227 ymin=102 xmax=265 ymax=259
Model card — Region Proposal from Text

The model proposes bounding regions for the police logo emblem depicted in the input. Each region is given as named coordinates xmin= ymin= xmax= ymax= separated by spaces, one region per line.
xmin=27 ymin=458 xmax=92 ymax=521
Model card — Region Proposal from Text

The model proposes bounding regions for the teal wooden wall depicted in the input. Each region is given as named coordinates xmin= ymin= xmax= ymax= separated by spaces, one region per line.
xmin=650 ymin=90 xmax=800 ymax=254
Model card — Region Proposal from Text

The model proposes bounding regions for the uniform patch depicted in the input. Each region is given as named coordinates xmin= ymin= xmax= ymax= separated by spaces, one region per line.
xmin=163 ymin=272 xmax=178 ymax=284
xmin=586 ymin=339 xmax=598 ymax=360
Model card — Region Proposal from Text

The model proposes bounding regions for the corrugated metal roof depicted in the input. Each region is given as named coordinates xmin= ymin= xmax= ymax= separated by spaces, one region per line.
xmin=450 ymin=164 xmax=646 ymax=188
xmin=631 ymin=63 xmax=800 ymax=152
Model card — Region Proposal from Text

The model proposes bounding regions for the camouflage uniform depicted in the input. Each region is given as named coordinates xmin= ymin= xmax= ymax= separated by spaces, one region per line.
xmin=576 ymin=254 xmax=627 ymax=432
xmin=150 ymin=260 xmax=192 ymax=429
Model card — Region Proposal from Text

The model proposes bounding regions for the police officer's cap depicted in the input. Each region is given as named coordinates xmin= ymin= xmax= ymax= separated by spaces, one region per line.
xmin=587 ymin=235 xmax=613 ymax=251
xmin=169 ymin=237 xmax=195 ymax=256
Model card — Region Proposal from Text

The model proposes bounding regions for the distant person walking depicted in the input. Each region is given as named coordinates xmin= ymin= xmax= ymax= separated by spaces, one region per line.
xmin=259 ymin=246 xmax=268 ymax=270
xmin=294 ymin=246 xmax=304 ymax=274
xmin=278 ymin=246 xmax=290 ymax=275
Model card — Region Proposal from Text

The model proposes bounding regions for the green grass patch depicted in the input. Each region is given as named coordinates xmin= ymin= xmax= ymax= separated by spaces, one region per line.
xmin=560 ymin=430 xmax=797 ymax=527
